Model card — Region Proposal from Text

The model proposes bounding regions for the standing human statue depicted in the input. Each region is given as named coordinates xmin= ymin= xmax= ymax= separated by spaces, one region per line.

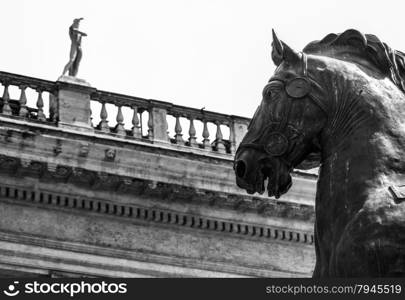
xmin=62 ymin=18 xmax=87 ymax=77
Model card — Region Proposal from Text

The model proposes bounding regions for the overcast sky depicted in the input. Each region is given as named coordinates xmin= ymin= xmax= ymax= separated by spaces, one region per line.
xmin=1 ymin=0 xmax=405 ymax=118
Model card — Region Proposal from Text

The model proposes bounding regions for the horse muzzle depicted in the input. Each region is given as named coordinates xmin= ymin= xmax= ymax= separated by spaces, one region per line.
xmin=234 ymin=148 xmax=268 ymax=195
xmin=234 ymin=148 xmax=292 ymax=198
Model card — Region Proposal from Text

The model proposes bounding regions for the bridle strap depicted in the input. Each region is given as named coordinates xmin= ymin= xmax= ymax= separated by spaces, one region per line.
xmin=302 ymin=52 xmax=308 ymax=77
xmin=236 ymin=143 xmax=293 ymax=169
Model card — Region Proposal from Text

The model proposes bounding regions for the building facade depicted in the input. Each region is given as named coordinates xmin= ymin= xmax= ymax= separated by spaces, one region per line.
xmin=0 ymin=71 xmax=317 ymax=277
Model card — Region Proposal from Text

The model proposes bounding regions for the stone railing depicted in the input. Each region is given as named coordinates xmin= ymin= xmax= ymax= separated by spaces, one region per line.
xmin=0 ymin=71 xmax=58 ymax=123
xmin=0 ymin=71 xmax=250 ymax=156
xmin=91 ymin=90 xmax=250 ymax=154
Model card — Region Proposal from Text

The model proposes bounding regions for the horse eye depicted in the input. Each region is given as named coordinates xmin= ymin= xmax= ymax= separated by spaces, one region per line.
xmin=263 ymin=83 xmax=283 ymax=101
xmin=262 ymin=87 xmax=272 ymax=98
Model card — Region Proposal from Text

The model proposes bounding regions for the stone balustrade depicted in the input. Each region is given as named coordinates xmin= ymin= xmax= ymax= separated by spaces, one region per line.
xmin=0 ymin=71 xmax=250 ymax=156
xmin=0 ymin=71 xmax=58 ymax=123
xmin=91 ymin=90 xmax=250 ymax=155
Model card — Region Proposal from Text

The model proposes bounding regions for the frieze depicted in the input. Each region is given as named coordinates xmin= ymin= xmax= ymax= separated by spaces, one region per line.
xmin=0 ymin=121 xmax=317 ymax=180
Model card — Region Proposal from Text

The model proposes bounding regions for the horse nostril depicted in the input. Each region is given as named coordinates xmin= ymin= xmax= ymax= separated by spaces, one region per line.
xmin=235 ymin=160 xmax=247 ymax=178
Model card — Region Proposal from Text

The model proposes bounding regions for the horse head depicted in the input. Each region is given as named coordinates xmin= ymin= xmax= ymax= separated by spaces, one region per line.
xmin=234 ymin=30 xmax=328 ymax=198
xmin=235 ymin=29 xmax=405 ymax=277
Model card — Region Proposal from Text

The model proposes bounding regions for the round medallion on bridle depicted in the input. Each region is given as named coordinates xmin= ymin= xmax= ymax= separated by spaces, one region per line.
xmin=285 ymin=77 xmax=311 ymax=98
xmin=264 ymin=132 xmax=289 ymax=156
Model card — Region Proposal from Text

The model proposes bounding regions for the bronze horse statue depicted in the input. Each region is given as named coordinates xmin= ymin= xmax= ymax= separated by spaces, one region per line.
xmin=234 ymin=29 xmax=405 ymax=277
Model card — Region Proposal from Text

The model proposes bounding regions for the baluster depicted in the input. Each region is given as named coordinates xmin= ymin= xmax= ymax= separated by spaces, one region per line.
xmin=166 ymin=119 xmax=171 ymax=143
xmin=36 ymin=89 xmax=46 ymax=121
xmin=1 ymin=84 xmax=12 ymax=115
xmin=18 ymin=85 xmax=28 ymax=117
xmin=48 ymin=93 xmax=58 ymax=122
xmin=229 ymin=123 xmax=236 ymax=153
xmin=188 ymin=117 xmax=197 ymax=147
xmin=215 ymin=121 xmax=226 ymax=153
xmin=139 ymin=111 xmax=144 ymax=137
xmin=202 ymin=120 xmax=211 ymax=149
xmin=174 ymin=115 xmax=184 ymax=144
xmin=89 ymin=106 xmax=93 ymax=128
xmin=131 ymin=106 xmax=142 ymax=138
xmin=166 ymin=115 xmax=170 ymax=142
xmin=98 ymin=102 xmax=110 ymax=132
xmin=115 ymin=105 xmax=126 ymax=136
xmin=147 ymin=108 xmax=153 ymax=140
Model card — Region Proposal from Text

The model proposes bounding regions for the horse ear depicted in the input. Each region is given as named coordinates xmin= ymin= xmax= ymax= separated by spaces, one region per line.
xmin=272 ymin=29 xmax=301 ymax=66
xmin=272 ymin=29 xmax=284 ymax=66
xmin=283 ymin=43 xmax=301 ymax=65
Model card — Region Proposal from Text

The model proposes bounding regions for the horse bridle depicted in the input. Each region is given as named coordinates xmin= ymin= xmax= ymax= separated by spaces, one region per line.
xmin=236 ymin=52 xmax=313 ymax=169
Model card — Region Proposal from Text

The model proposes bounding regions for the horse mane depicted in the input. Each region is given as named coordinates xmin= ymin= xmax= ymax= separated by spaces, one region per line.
xmin=303 ymin=29 xmax=405 ymax=92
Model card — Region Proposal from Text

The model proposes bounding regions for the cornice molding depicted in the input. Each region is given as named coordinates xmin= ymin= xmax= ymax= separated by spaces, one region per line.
xmin=0 ymin=154 xmax=315 ymax=222
xmin=0 ymin=178 xmax=314 ymax=245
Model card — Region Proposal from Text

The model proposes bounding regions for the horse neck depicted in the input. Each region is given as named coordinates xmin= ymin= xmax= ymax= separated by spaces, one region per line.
xmin=317 ymin=64 xmax=405 ymax=213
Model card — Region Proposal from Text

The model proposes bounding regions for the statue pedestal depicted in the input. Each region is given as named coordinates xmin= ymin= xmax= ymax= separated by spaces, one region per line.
xmin=57 ymin=75 xmax=91 ymax=87
xmin=56 ymin=76 xmax=94 ymax=132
